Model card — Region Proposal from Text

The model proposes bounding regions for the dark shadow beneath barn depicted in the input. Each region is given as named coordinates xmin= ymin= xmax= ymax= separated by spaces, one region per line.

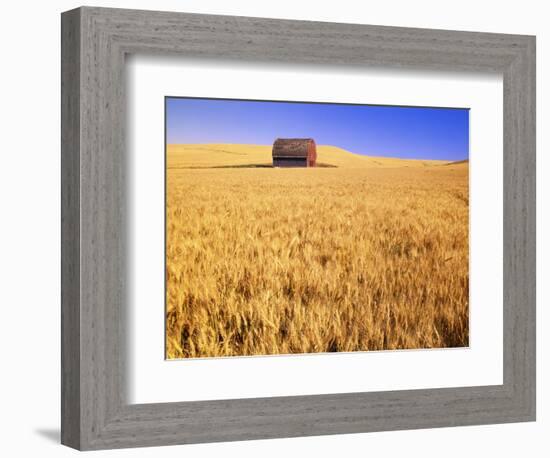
xmin=167 ymin=163 xmax=338 ymax=169
xmin=211 ymin=164 xmax=273 ymax=169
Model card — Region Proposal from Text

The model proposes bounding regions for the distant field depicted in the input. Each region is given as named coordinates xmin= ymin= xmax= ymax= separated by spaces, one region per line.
xmin=166 ymin=144 xmax=469 ymax=359
xmin=166 ymin=143 xmax=448 ymax=169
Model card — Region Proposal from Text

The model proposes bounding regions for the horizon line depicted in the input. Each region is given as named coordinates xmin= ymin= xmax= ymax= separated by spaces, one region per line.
xmin=166 ymin=142 xmax=469 ymax=163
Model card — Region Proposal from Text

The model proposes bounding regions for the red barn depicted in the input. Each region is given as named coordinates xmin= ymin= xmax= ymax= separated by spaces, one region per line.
xmin=272 ymin=138 xmax=317 ymax=167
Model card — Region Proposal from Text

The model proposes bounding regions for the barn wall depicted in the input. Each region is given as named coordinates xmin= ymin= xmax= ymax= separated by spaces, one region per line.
xmin=273 ymin=157 xmax=308 ymax=167
xmin=308 ymin=142 xmax=317 ymax=167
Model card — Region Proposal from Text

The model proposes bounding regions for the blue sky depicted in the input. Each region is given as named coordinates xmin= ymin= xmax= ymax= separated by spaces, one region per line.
xmin=166 ymin=97 xmax=469 ymax=161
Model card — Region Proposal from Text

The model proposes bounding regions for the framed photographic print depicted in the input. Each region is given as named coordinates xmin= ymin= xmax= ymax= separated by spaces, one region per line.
xmin=164 ymin=96 xmax=470 ymax=360
xmin=61 ymin=6 xmax=536 ymax=450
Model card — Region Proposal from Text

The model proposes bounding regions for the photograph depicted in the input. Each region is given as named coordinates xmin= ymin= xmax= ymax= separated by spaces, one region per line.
xmin=165 ymin=97 xmax=470 ymax=359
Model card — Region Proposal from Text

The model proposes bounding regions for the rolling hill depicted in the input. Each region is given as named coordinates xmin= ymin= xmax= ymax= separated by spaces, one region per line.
xmin=166 ymin=144 xmax=451 ymax=169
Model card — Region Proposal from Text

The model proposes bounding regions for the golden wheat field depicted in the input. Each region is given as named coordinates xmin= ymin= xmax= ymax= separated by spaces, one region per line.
xmin=165 ymin=144 xmax=469 ymax=359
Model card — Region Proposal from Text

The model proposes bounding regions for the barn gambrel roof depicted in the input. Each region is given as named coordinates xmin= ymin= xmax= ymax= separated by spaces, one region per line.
xmin=272 ymin=138 xmax=316 ymax=158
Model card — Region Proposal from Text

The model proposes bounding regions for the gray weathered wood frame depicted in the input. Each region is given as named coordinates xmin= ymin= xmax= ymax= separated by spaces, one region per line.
xmin=61 ymin=6 xmax=536 ymax=451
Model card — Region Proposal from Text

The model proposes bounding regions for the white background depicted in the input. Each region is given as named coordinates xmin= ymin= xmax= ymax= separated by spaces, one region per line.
xmin=0 ymin=0 xmax=547 ymax=457
xmin=128 ymin=57 xmax=503 ymax=403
